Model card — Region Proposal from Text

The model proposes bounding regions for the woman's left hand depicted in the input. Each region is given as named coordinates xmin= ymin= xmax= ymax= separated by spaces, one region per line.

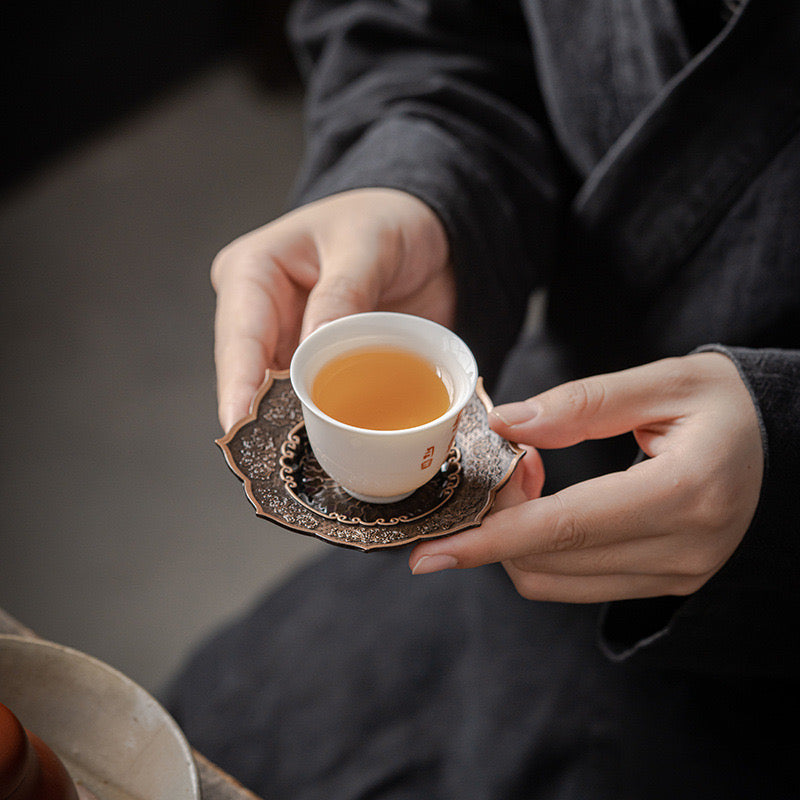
xmin=408 ymin=353 xmax=764 ymax=603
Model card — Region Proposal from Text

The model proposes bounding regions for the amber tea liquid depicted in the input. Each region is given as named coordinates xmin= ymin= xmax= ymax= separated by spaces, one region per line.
xmin=312 ymin=346 xmax=451 ymax=430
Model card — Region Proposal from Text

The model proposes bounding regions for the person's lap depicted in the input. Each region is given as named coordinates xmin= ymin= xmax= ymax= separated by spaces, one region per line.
xmin=164 ymin=546 xmax=775 ymax=800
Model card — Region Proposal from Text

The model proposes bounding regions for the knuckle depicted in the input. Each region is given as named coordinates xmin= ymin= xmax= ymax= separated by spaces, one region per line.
xmin=589 ymin=546 xmax=621 ymax=575
xmin=657 ymin=356 xmax=691 ymax=386
xmin=560 ymin=377 xmax=606 ymax=419
xmin=314 ymin=278 xmax=376 ymax=311
xmin=504 ymin=563 xmax=547 ymax=601
xmin=652 ymin=356 xmax=702 ymax=400
xmin=511 ymin=578 xmax=544 ymax=602
xmin=210 ymin=239 xmax=255 ymax=290
xmin=669 ymin=574 xmax=710 ymax=596
xmin=685 ymin=474 xmax=734 ymax=535
xmin=547 ymin=494 xmax=589 ymax=552
xmin=669 ymin=473 xmax=739 ymax=581
xmin=210 ymin=246 xmax=231 ymax=289
xmin=677 ymin=546 xmax=721 ymax=580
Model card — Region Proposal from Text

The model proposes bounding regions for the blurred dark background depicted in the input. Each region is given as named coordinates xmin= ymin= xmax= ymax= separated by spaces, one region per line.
xmin=0 ymin=1 xmax=325 ymax=696
xmin=1 ymin=0 xmax=297 ymax=190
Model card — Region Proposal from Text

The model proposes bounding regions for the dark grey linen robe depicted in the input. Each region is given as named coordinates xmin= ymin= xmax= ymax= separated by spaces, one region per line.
xmin=167 ymin=1 xmax=800 ymax=797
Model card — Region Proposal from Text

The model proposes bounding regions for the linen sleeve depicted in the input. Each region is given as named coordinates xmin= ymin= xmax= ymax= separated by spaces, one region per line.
xmin=285 ymin=0 xmax=568 ymax=382
xmin=598 ymin=346 xmax=800 ymax=679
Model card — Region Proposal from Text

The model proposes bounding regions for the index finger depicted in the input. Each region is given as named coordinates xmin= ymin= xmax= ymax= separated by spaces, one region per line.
xmin=213 ymin=276 xmax=279 ymax=432
xmin=213 ymin=250 xmax=309 ymax=431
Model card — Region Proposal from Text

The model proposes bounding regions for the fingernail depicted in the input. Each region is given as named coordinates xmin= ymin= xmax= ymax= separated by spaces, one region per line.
xmin=411 ymin=554 xmax=458 ymax=575
xmin=491 ymin=400 xmax=538 ymax=427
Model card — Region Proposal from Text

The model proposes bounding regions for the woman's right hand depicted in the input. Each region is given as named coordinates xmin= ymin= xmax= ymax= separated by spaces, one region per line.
xmin=210 ymin=188 xmax=454 ymax=432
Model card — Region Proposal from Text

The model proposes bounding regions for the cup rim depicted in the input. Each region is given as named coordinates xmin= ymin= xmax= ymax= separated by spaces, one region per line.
xmin=289 ymin=312 xmax=478 ymax=436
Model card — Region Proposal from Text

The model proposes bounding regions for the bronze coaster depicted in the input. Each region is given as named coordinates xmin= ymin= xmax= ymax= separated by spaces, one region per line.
xmin=216 ymin=370 xmax=524 ymax=551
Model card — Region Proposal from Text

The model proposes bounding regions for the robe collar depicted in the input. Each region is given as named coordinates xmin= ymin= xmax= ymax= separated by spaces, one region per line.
xmin=571 ymin=0 xmax=800 ymax=289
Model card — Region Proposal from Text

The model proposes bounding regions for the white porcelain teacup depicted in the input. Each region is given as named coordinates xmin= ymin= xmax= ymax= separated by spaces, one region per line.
xmin=290 ymin=312 xmax=478 ymax=503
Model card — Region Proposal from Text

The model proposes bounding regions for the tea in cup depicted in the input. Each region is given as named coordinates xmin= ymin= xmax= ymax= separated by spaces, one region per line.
xmin=289 ymin=312 xmax=478 ymax=502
